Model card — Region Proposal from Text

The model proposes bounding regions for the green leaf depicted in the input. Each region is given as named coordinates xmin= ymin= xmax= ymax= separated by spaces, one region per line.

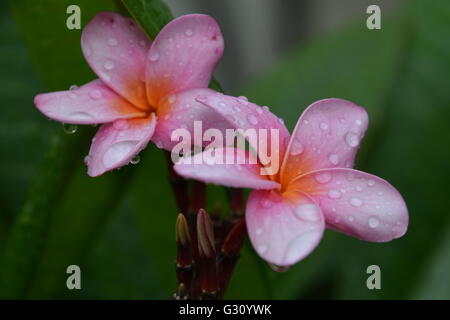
xmin=121 ymin=0 xmax=173 ymax=39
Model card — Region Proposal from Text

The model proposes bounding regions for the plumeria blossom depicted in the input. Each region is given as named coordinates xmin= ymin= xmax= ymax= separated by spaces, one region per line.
xmin=174 ymin=96 xmax=409 ymax=267
xmin=34 ymin=12 xmax=226 ymax=176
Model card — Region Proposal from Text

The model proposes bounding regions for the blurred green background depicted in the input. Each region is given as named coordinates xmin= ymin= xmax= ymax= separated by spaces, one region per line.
xmin=0 ymin=0 xmax=449 ymax=299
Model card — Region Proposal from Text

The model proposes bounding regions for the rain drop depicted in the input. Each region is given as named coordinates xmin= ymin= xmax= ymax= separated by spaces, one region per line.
xmin=255 ymin=228 xmax=263 ymax=236
xmin=247 ymin=114 xmax=258 ymax=125
xmin=289 ymin=139 xmax=304 ymax=156
xmin=107 ymin=37 xmax=118 ymax=46
xmin=320 ymin=122 xmax=329 ymax=130
xmin=63 ymin=123 xmax=77 ymax=134
xmin=262 ymin=106 xmax=270 ymax=112
xmin=149 ymin=51 xmax=160 ymax=61
xmin=130 ymin=155 xmax=140 ymax=165
xmin=345 ymin=132 xmax=360 ymax=147
xmin=269 ymin=264 xmax=289 ymax=272
xmin=367 ymin=179 xmax=375 ymax=187
xmin=328 ymin=154 xmax=339 ymax=165
xmin=315 ymin=172 xmax=332 ymax=184
xmin=368 ymin=217 xmax=380 ymax=229
xmin=327 ymin=189 xmax=341 ymax=199
xmin=184 ymin=28 xmax=193 ymax=36
xmin=103 ymin=60 xmax=115 ymax=71
xmin=89 ymin=90 xmax=102 ymax=100
xmin=69 ymin=84 xmax=78 ymax=91
xmin=238 ymin=96 xmax=249 ymax=105
xmin=294 ymin=203 xmax=320 ymax=222
xmin=256 ymin=107 xmax=263 ymax=115
xmin=257 ymin=245 xmax=268 ymax=254
xmin=350 ymin=197 xmax=363 ymax=207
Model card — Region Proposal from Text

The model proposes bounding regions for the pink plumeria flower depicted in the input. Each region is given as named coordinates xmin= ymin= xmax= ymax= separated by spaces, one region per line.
xmin=175 ymin=96 xmax=409 ymax=267
xmin=34 ymin=12 xmax=226 ymax=176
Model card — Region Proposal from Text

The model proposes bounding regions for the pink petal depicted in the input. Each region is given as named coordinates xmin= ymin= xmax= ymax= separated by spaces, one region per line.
xmin=34 ymin=79 xmax=145 ymax=124
xmin=81 ymin=12 xmax=151 ymax=110
xmin=151 ymin=88 xmax=232 ymax=151
xmin=173 ymin=147 xmax=279 ymax=190
xmin=145 ymin=14 xmax=224 ymax=106
xmin=289 ymin=168 xmax=408 ymax=242
xmin=246 ymin=190 xmax=325 ymax=266
xmin=86 ymin=114 xmax=156 ymax=177
xmin=195 ymin=92 xmax=290 ymax=177
xmin=280 ymin=98 xmax=368 ymax=185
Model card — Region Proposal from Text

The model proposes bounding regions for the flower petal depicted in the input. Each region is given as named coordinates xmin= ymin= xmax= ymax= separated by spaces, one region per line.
xmin=280 ymin=98 xmax=368 ymax=185
xmin=86 ymin=114 xmax=156 ymax=177
xmin=289 ymin=168 xmax=408 ymax=242
xmin=174 ymin=147 xmax=279 ymax=190
xmin=246 ymin=190 xmax=325 ymax=266
xmin=151 ymin=88 xmax=231 ymax=151
xmin=195 ymin=92 xmax=290 ymax=177
xmin=145 ymin=14 xmax=224 ymax=106
xmin=81 ymin=12 xmax=150 ymax=110
xmin=34 ymin=79 xmax=145 ymax=124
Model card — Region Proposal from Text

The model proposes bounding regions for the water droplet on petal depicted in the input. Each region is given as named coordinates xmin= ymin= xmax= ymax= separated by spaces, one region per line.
xmin=368 ymin=216 xmax=380 ymax=228
xmin=63 ymin=123 xmax=77 ymax=134
xmin=107 ymin=37 xmax=118 ymax=46
xmin=103 ymin=59 xmax=115 ymax=71
xmin=315 ymin=172 xmax=332 ymax=184
xmin=294 ymin=203 xmax=320 ymax=222
xmin=262 ymin=106 xmax=270 ymax=112
xmin=218 ymin=101 xmax=226 ymax=108
xmin=184 ymin=28 xmax=193 ymax=36
xmin=238 ymin=96 xmax=248 ymax=105
xmin=350 ymin=197 xmax=363 ymax=207
xmin=260 ymin=199 xmax=273 ymax=208
xmin=290 ymin=139 xmax=304 ymax=156
xmin=256 ymin=107 xmax=263 ymax=115
xmin=155 ymin=140 xmax=164 ymax=149
xmin=355 ymin=119 xmax=362 ymax=126
xmin=345 ymin=132 xmax=360 ymax=147
xmin=168 ymin=94 xmax=176 ymax=104
xmin=130 ymin=154 xmax=140 ymax=165
xmin=257 ymin=245 xmax=268 ymax=254
xmin=356 ymin=186 xmax=363 ymax=192
xmin=89 ymin=90 xmax=102 ymax=99
xmin=348 ymin=215 xmax=355 ymax=222
xmin=327 ymin=189 xmax=341 ymax=199
xmin=247 ymin=114 xmax=258 ymax=125
xmin=367 ymin=179 xmax=375 ymax=187
xmin=328 ymin=154 xmax=339 ymax=165
xmin=320 ymin=122 xmax=329 ymax=130
xmin=255 ymin=228 xmax=263 ymax=236
xmin=84 ymin=155 xmax=90 ymax=165
xmin=149 ymin=51 xmax=160 ymax=61
xmin=69 ymin=84 xmax=78 ymax=91
xmin=269 ymin=264 xmax=289 ymax=272
xmin=196 ymin=95 xmax=207 ymax=103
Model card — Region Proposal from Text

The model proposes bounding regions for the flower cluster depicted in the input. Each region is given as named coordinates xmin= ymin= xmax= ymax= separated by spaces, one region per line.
xmin=34 ymin=12 xmax=408 ymax=268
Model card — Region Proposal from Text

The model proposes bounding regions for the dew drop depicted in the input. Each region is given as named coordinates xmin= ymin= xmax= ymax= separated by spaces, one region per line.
xmin=196 ymin=95 xmax=207 ymax=103
xmin=155 ymin=140 xmax=164 ymax=149
xmin=355 ymin=119 xmax=362 ymax=126
xmin=247 ymin=114 xmax=258 ymax=125
xmin=62 ymin=123 xmax=77 ymax=134
xmin=315 ymin=172 xmax=332 ymax=184
xmin=184 ymin=28 xmax=193 ymax=36
xmin=294 ymin=203 xmax=320 ymax=222
xmin=69 ymin=84 xmax=78 ymax=91
xmin=345 ymin=132 xmax=360 ymax=147
xmin=218 ymin=101 xmax=226 ymax=108
xmin=260 ymin=199 xmax=273 ymax=208
xmin=367 ymin=179 xmax=375 ymax=187
xmin=255 ymin=228 xmax=263 ymax=236
xmin=320 ymin=122 xmax=329 ymax=130
xmin=168 ymin=94 xmax=176 ymax=104
xmin=103 ymin=60 xmax=115 ymax=71
xmin=257 ymin=245 xmax=268 ymax=254
xmin=348 ymin=215 xmax=355 ymax=222
xmin=149 ymin=51 xmax=160 ymax=61
xmin=256 ymin=107 xmax=263 ymax=115
xmin=238 ymin=96 xmax=248 ymax=105
xmin=350 ymin=197 xmax=363 ymax=207
xmin=327 ymin=189 xmax=341 ymax=199
xmin=303 ymin=119 xmax=309 ymax=125
xmin=89 ymin=90 xmax=102 ymax=100
xmin=368 ymin=216 xmax=380 ymax=229
xmin=262 ymin=106 xmax=270 ymax=112
xmin=107 ymin=37 xmax=118 ymax=46
xmin=289 ymin=139 xmax=304 ymax=156
xmin=84 ymin=155 xmax=90 ymax=165
xmin=130 ymin=154 xmax=140 ymax=165
xmin=269 ymin=264 xmax=289 ymax=272
xmin=328 ymin=154 xmax=339 ymax=165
